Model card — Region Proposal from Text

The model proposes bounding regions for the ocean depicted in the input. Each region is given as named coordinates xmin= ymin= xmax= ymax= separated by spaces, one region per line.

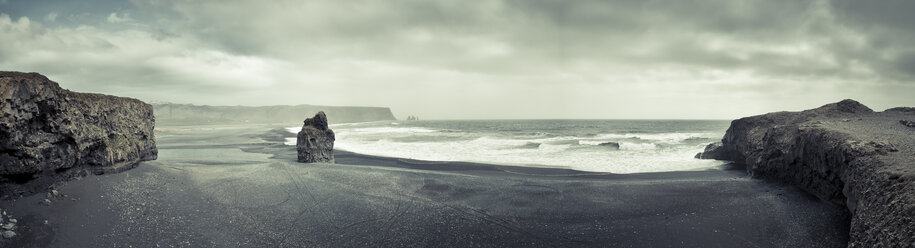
xmin=286 ymin=119 xmax=732 ymax=174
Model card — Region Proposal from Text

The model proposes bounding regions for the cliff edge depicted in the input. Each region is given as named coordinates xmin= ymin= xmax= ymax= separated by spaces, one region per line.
xmin=1 ymin=72 xmax=157 ymax=196
xmin=698 ymin=99 xmax=914 ymax=247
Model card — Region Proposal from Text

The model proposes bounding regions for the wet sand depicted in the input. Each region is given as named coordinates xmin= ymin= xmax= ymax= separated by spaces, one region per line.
xmin=0 ymin=124 xmax=850 ymax=247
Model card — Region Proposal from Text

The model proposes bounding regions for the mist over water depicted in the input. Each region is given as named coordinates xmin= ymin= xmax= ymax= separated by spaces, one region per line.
xmin=287 ymin=120 xmax=731 ymax=173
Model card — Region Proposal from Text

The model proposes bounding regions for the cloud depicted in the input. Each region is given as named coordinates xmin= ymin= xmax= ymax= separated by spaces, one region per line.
xmin=0 ymin=12 xmax=351 ymax=106
xmin=106 ymin=12 xmax=131 ymax=23
xmin=44 ymin=12 xmax=57 ymax=22
xmin=144 ymin=0 xmax=875 ymax=80
xmin=1 ymin=0 xmax=913 ymax=119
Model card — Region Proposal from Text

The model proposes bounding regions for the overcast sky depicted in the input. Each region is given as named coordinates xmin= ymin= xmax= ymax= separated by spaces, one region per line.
xmin=2 ymin=0 xmax=914 ymax=119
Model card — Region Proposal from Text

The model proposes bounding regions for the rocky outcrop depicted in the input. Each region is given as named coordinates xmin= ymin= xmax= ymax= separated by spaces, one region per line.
xmin=296 ymin=112 xmax=334 ymax=163
xmin=154 ymin=103 xmax=396 ymax=126
xmin=698 ymin=99 xmax=915 ymax=247
xmin=1 ymin=72 xmax=157 ymax=194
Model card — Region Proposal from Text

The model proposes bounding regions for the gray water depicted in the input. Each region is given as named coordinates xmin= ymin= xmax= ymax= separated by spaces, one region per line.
xmin=288 ymin=120 xmax=732 ymax=173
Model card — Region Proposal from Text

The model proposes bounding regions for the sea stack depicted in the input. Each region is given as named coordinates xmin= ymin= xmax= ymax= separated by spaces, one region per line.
xmin=0 ymin=72 xmax=157 ymax=192
xmin=697 ymin=99 xmax=915 ymax=247
xmin=296 ymin=111 xmax=335 ymax=163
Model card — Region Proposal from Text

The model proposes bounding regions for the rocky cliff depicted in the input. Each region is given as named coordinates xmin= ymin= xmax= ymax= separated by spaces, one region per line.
xmin=1 ymin=72 xmax=157 ymax=194
xmin=154 ymin=103 xmax=395 ymax=126
xmin=698 ymin=99 xmax=914 ymax=247
xmin=296 ymin=111 xmax=334 ymax=163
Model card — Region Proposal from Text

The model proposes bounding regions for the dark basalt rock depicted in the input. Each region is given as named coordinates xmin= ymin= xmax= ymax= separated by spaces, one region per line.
xmin=598 ymin=142 xmax=620 ymax=149
xmin=695 ymin=142 xmax=746 ymax=160
xmin=697 ymin=99 xmax=915 ymax=247
xmin=695 ymin=142 xmax=721 ymax=159
xmin=1 ymin=72 xmax=157 ymax=195
xmin=296 ymin=111 xmax=335 ymax=163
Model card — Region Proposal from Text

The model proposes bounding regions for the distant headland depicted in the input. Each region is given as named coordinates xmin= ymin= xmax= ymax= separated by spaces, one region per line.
xmin=153 ymin=103 xmax=396 ymax=125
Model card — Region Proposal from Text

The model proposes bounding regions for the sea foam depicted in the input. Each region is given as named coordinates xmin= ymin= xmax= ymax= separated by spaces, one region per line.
xmin=285 ymin=120 xmax=729 ymax=174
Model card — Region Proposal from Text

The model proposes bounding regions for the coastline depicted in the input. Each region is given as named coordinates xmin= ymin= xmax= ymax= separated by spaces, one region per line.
xmin=0 ymin=124 xmax=851 ymax=247
xmin=319 ymin=119 xmax=729 ymax=174
xmin=334 ymin=149 xmax=749 ymax=180
xmin=697 ymin=100 xmax=915 ymax=246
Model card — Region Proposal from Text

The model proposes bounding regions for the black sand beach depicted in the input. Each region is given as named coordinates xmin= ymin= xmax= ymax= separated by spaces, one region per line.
xmin=0 ymin=124 xmax=850 ymax=247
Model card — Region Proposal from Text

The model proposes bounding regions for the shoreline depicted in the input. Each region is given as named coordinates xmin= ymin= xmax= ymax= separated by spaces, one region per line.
xmin=0 ymin=124 xmax=851 ymax=247
xmin=286 ymin=120 xmax=731 ymax=174
xmin=334 ymin=149 xmax=751 ymax=180
xmin=276 ymin=122 xmax=738 ymax=177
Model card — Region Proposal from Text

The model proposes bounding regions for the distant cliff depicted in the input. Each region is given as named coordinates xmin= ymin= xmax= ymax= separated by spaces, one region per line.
xmin=698 ymin=99 xmax=915 ymax=247
xmin=1 ymin=72 xmax=157 ymax=194
xmin=153 ymin=103 xmax=395 ymax=125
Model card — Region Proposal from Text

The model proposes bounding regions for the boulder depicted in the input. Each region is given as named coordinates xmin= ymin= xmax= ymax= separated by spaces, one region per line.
xmin=1 ymin=72 xmax=157 ymax=194
xmin=296 ymin=111 xmax=335 ymax=163
xmin=697 ymin=99 xmax=915 ymax=247
xmin=694 ymin=142 xmax=743 ymax=160
xmin=695 ymin=142 xmax=720 ymax=159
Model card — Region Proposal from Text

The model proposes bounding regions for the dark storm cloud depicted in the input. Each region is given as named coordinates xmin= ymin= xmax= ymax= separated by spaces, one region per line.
xmin=832 ymin=0 xmax=915 ymax=31
xmin=828 ymin=0 xmax=915 ymax=80
xmin=0 ymin=0 xmax=913 ymax=119
xmin=153 ymin=0 xmax=888 ymax=81
xmin=0 ymin=0 xmax=135 ymax=27
xmin=507 ymin=0 xmax=811 ymax=32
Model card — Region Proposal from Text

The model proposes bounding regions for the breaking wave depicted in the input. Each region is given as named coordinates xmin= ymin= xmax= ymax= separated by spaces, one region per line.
xmin=285 ymin=120 xmax=730 ymax=174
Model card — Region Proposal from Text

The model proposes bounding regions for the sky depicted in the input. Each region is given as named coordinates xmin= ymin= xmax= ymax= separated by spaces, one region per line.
xmin=1 ymin=0 xmax=914 ymax=119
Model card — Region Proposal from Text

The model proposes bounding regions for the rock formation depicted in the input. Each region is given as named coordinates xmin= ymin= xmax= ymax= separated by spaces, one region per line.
xmin=598 ymin=142 xmax=620 ymax=149
xmin=296 ymin=111 xmax=335 ymax=163
xmin=697 ymin=99 xmax=915 ymax=247
xmin=695 ymin=142 xmax=720 ymax=159
xmin=1 ymin=72 xmax=157 ymax=194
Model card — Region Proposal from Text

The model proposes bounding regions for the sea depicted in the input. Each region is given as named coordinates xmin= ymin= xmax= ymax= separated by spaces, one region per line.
xmin=286 ymin=120 xmax=732 ymax=174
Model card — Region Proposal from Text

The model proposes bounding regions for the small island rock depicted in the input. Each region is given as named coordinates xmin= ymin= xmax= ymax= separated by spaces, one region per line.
xmin=598 ymin=142 xmax=620 ymax=149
